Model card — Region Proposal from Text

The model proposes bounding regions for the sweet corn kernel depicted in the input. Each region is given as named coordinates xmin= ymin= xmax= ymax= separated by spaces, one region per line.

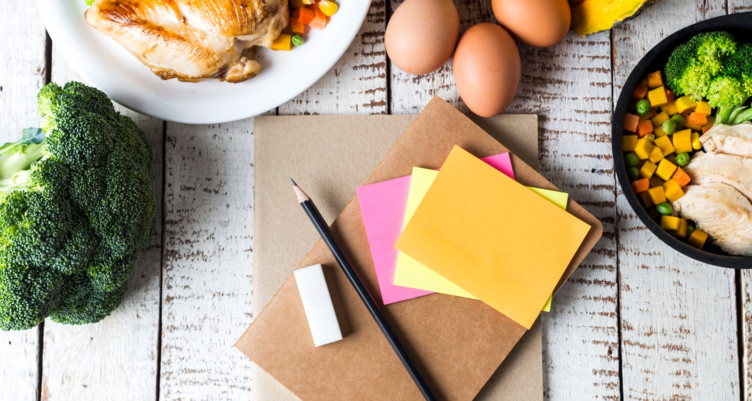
xmin=651 ymin=111 xmax=669 ymax=127
xmin=649 ymin=146 xmax=664 ymax=164
xmin=647 ymin=186 xmax=667 ymax=204
xmin=270 ymin=34 xmax=292 ymax=51
xmin=661 ymin=215 xmax=681 ymax=231
xmin=691 ymin=132 xmax=702 ymax=150
xmin=672 ymin=129 xmax=692 ymax=153
xmin=675 ymin=96 xmax=696 ymax=113
xmin=695 ymin=101 xmax=711 ymax=115
xmin=640 ymin=160 xmax=657 ymax=178
xmin=647 ymin=86 xmax=668 ymax=107
xmin=663 ymin=179 xmax=685 ymax=202
xmin=662 ymin=102 xmax=679 ymax=116
xmin=318 ymin=0 xmax=339 ymax=16
xmin=654 ymin=135 xmax=675 ymax=156
xmin=687 ymin=229 xmax=708 ymax=249
xmin=655 ymin=159 xmax=677 ymax=181
xmin=634 ymin=137 xmax=654 ymax=160
xmin=623 ymin=135 xmax=638 ymax=151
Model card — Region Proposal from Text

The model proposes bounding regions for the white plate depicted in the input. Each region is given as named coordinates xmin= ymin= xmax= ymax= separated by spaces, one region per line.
xmin=38 ymin=0 xmax=370 ymax=124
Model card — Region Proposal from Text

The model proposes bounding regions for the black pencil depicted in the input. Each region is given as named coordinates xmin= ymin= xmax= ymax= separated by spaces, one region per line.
xmin=291 ymin=179 xmax=438 ymax=401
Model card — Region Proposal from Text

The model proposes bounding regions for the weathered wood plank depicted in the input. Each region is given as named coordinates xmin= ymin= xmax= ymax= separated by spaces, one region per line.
xmin=511 ymin=33 xmax=622 ymax=401
xmin=37 ymin=46 xmax=163 ymax=401
xmin=729 ymin=3 xmax=752 ymax=400
xmin=0 ymin=1 xmax=49 ymax=400
xmin=614 ymin=1 xmax=740 ymax=400
xmin=160 ymin=120 xmax=254 ymax=400
xmin=278 ymin=0 xmax=388 ymax=115
xmin=389 ymin=1 xmax=621 ymax=398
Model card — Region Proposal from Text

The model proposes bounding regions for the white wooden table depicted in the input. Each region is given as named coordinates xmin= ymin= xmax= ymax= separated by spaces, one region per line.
xmin=2 ymin=0 xmax=751 ymax=400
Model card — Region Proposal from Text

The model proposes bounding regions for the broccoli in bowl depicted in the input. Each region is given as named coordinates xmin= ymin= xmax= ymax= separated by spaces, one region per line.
xmin=0 ymin=81 xmax=155 ymax=331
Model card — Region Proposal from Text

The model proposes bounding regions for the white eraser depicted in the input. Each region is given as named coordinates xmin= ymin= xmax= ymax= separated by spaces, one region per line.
xmin=294 ymin=264 xmax=343 ymax=347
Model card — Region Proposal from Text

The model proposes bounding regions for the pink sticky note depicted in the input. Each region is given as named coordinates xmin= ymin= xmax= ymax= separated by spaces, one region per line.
xmin=356 ymin=153 xmax=514 ymax=305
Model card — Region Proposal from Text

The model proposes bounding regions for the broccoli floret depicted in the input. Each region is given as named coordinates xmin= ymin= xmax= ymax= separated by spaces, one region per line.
xmin=721 ymin=43 xmax=752 ymax=95
xmin=665 ymin=31 xmax=737 ymax=99
xmin=0 ymin=81 xmax=155 ymax=331
xmin=706 ymin=75 xmax=748 ymax=109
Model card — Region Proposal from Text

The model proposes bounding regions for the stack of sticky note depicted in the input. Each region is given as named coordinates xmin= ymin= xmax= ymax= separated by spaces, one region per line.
xmin=357 ymin=146 xmax=591 ymax=329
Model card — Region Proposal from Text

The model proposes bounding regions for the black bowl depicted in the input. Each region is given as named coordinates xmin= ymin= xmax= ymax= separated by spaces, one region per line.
xmin=613 ymin=12 xmax=752 ymax=269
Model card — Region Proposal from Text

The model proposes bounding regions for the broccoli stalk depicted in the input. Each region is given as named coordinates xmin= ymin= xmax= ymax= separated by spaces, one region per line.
xmin=0 ymin=82 xmax=155 ymax=331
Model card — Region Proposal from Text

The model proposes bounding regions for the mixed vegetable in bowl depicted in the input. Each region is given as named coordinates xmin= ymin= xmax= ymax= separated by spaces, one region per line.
xmin=621 ymin=31 xmax=752 ymax=254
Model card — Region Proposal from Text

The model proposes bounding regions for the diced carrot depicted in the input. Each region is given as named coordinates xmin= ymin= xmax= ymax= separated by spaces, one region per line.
xmin=291 ymin=8 xmax=300 ymax=18
xmin=631 ymin=178 xmax=650 ymax=194
xmin=632 ymin=84 xmax=648 ymax=100
xmin=290 ymin=19 xmax=306 ymax=34
xmin=310 ymin=8 xmax=328 ymax=29
xmin=672 ymin=167 xmax=691 ymax=187
xmin=624 ymin=113 xmax=640 ymax=133
xmin=702 ymin=125 xmax=711 ymax=134
xmin=637 ymin=120 xmax=653 ymax=137
xmin=647 ymin=71 xmax=663 ymax=88
xmin=686 ymin=112 xmax=708 ymax=129
xmin=665 ymin=88 xmax=675 ymax=103
xmin=296 ymin=7 xmax=316 ymax=24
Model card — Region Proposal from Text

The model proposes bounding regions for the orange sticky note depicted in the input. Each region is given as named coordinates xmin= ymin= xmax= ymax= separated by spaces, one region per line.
xmin=394 ymin=146 xmax=591 ymax=329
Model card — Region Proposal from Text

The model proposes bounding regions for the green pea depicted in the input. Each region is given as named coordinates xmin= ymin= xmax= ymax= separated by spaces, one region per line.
xmin=291 ymin=34 xmax=304 ymax=46
xmin=625 ymin=152 xmax=640 ymax=167
xmin=686 ymin=223 xmax=695 ymax=236
xmin=675 ymin=152 xmax=690 ymax=167
xmin=636 ymin=99 xmax=651 ymax=115
xmin=670 ymin=114 xmax=685 ymax=129
xmin=661 ymin=119 xmax=676 ymax=135
xmin=627 ymin=167 xmax=640 ymax=181
xmin=656 ymin=202 xmax=673 ymax=215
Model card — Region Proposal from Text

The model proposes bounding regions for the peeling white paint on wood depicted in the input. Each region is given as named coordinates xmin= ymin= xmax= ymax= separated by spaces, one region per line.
xmin=159 ymin=120 xmax=255 ymax=400
xmin=36 ymin=49 xmax=163 ymax=401
xmin=614 ymin=1 xmax=739 ymax=400
xmin=0 ymin=1 xmax=48 ymax=399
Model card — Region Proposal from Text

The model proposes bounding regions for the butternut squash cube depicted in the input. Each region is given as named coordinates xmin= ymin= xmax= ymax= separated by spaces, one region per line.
xmin=676 ymin=218 xmax=688 ymax=237
xmin=647 ymin=86 xmax=668 ymax=107
xmin=647 ymin=186 xmax=666 ymax=204
xmin=675 ymin=96 xmax=696 ymax=113
xmin=654 ymin=135 xmax=675 ymax=156
xmin=634 ymin=137 xmax=653 ymax=160
xmin=687 ymin=230 xmax=708 ymax=249
xmin=663 ymin=179 xmax=685 ymax=202
xmin=672 ymin=129 xmax=692 ymax=153
xmin=660 ymin=215 xmax=681 ymax=231
xmin=622 ymin=135 xmax=638 ymax=151
xmin=639 ymin=160 xmax=657 ymax=178
xmin=655 ymin=159 xmax=677 ymax=180
xmin=651 ymin=111 xmax=669 ymax=127
xmin=662 ymin=102 xmax=679 ymax=116
xmin=649 ymin=146 xmax=664 ymax=164
xmin=695 ymin=101 xmax=711 ymax=115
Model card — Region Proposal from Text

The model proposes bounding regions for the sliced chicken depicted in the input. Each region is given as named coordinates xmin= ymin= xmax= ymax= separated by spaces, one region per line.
xmin=85 ymin=0 xmax=288 ymax=82
xmin=684 ymin=152 xmax=752 ymax=200
xmin=701 ymin=123 xmax=752 ymax=157
xmin=673 ymin=183 xmax=752 ymax=256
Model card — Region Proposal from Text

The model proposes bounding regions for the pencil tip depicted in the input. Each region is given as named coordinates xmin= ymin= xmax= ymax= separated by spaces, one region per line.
xmin=290 ymin=178 xmax=297 ymax=187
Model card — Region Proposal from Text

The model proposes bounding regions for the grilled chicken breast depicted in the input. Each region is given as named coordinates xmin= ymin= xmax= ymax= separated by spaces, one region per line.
xmin=673 ymin=183 xmax=752 ymax=256
xmin=85 ymin=0 xmax=288 ymax=82
xmin=701 ymin=123 xmax=752 ymax=157
xmin=684 ymin=152 xmax=752 ymax=200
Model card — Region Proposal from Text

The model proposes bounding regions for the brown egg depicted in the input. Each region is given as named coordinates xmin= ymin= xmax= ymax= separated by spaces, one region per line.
xmin=385 ymin=0 xmax=459 ymax=75
xmin=453 ymin=23 xmax=521 ymax=117
xmin=492 ymin=0 xmax=571 ymax=47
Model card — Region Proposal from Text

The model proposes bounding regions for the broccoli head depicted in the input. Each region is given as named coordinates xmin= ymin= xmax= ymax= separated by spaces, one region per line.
xmin=0 ymin=81 xmax=155 ymax=331
xmin=721 ymin=42 xmax=752 ymax=95
xmin=665 ymin=31 xmax=737 ymax=99
xmin=706 ymin=75 xmax=748 ymax=109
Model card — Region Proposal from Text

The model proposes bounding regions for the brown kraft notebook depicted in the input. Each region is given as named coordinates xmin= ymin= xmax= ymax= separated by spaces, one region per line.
xmin=237 ymin=97 xmax=603 ymax=401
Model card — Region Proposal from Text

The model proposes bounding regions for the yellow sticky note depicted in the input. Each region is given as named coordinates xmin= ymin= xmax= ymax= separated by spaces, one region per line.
xmin=394 ymin=147 xmax=590 ymax=329
xmin=394 ymin=168 xmax=568 ymax=315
